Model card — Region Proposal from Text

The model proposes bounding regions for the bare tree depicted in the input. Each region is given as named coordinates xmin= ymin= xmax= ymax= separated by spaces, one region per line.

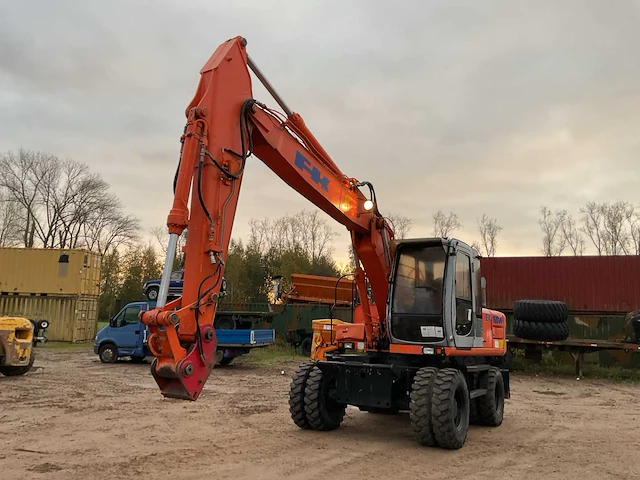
xmin=476 ymin=214 xmax=501 ymax=257
xmin=386 ymin=213 xmax=412 ymax=239
xmin=628 ymin=210 xmax=640 ymax=255
xmin=0 ymin=193 xmax=22 ymax=247
xmin=539 ymin=207 xmax=567 ymax=256
xmin=559 ymin=211 xmax=585 ymax=255
xmin=83 ymin=205 xmax=140 ymax=255
xmin=151 ymin=225 xmax=188 ymax=268
xmin=601 ymin=201 xmax=634 ymax=255
xmin=580 ymin=202 xmax=605 ymax=255
xmin=248 ymin=209 xmax=336 ymax=261
xmin=0 ymin=149 xmax=139 ymax=253
xmin=432 ymin=210 xmax=462 ymax=237
xmin=580 ymin=201 xmax=637 ymax=255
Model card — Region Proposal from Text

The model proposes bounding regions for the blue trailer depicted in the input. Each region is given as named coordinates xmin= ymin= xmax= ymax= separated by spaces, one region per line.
xmin=93 ymin=301 xmax=275 ymax=366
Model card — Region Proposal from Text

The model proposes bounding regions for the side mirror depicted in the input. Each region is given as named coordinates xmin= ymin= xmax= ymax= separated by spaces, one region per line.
xmin=481 ymin=277 xmax=487 ymax=308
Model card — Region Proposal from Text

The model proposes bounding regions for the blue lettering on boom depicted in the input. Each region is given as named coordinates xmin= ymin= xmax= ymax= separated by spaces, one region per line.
xmin=294 ymin=151 xmax=330 ymax=192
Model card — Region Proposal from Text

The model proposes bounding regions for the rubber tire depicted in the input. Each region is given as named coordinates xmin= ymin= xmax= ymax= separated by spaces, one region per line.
xmin=300 ymin=337 xmax=312 ymax=357
xmin=289 ymin=361 xmax=315 ymax=429
xmin=146 ymin=287 xmax=159 ymax=301
xmin=513 ymin=300 xmax=568 ymax=323
xmin=513 ymin=319 xmax=569 ymax=341
xmin=304 ymin=365 xmax=346 ymax=431
xmin=409 ymin=367 xmax=439 ymax=447
xmin=476 ymin=367 xmax=505 ymax=427
xmin=0 ymin=349 xmax=35 ymax=376
xmin=214 ymin=315 xmax=236 ymax=330
xmin=98 ymin=343 xmax=118 ymax=363
xmin=431 ymin=368 xmax=470 ymax=450
xmin=219 ymin=356 xmax=235 ymax=366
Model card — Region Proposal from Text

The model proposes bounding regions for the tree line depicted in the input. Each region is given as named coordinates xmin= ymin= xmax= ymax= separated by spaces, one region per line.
xmin=3 ymin=149 xmax=637 ymax=321
xmin=538 ymin=202 xmax=640 ymax=256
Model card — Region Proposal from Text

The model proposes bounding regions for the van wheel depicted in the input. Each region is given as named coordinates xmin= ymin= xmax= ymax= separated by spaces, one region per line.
xmin=99 ymin=343 xmax=118 ymax=363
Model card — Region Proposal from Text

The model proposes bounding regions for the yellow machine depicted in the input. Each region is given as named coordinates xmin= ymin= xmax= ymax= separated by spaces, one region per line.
xmin=0 ymin=317 xmax=49 ymax=376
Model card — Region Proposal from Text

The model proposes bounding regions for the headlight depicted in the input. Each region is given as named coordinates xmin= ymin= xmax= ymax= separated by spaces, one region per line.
xmin=40 ymin=320 xmax=49 ymax=329
xmin=343 ymin=342 xmax=354 ymax=349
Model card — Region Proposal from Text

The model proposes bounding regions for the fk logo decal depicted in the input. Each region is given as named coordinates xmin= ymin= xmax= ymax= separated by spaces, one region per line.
xmin=294 ymin=151 xmax=330 ymax=192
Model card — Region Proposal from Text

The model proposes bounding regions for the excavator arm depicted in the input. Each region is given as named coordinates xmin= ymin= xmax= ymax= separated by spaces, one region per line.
xmin=141 ymin=36 xmax=395 ymax=401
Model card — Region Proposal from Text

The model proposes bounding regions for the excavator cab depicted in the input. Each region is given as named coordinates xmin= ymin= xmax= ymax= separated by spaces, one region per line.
xmin=388 ymin=238 xmax=485 ymax=350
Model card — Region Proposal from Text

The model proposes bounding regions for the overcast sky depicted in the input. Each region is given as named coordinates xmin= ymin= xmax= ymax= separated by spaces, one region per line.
xmin=1 ymin=0 xmax=638 ymax=265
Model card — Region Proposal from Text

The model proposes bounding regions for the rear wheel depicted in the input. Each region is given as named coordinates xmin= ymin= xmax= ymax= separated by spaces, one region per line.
xmin=431 ymin=368 xmax=470 ymax=450
xmin=409 ymin=366 xmax=439 ymax=447
xmin=304 ymin=365 xmax=345 ymax=431
xmin=289 ymin=361 xmax=315 ymax=429
xmin=476 ymin=367 xmax=505 ymax=426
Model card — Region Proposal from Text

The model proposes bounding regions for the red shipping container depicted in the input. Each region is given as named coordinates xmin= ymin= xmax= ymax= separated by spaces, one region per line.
xmin=481 ymin=255 xmax=640 ymax=314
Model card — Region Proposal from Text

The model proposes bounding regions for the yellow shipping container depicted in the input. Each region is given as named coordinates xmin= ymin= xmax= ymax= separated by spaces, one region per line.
xmin=0 ymin=247 xmax=102 ymax=296
xmin=0 ymin=294 xmax=99 ymax=342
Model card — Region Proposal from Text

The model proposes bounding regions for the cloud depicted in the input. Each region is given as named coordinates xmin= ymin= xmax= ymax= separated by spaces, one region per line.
xmin=1 ymin=0 xmax=639 ymax=263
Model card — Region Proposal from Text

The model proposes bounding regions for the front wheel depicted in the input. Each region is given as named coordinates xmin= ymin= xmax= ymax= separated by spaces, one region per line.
xmin=99 ymin=343 xmax=118 ymax=363
xmin=430 ymin=368 xmax=470 ymax=450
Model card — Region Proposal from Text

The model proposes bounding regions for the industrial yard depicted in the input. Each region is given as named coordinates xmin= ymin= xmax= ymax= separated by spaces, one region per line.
xmin=1 ymin=345 xmax=639 ymax=480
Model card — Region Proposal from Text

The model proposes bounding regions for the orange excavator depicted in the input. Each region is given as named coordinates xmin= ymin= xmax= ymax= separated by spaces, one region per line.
xmin=141 ymin=36 xmax=509 ymax=449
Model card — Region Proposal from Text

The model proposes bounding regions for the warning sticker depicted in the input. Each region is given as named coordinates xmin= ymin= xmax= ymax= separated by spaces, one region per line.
xmin=420 ymin=326 xmax=437 ymax=337
xmin=434 ymin=327 xmax=443 ymax=337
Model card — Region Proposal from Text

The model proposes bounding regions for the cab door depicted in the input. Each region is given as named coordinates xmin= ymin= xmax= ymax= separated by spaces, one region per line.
xmin=111 ymin=304 xmax=142 ymax=354
xmin=452 ymin=247 xmax=476 ymax=349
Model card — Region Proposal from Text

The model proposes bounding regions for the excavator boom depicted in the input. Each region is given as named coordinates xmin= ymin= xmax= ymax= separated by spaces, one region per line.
xmin=141 ymin=36 xmax=393 ymax=400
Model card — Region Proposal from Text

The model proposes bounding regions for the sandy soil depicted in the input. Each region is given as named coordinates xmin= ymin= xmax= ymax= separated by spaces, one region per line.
xmin=1 ymin=347 xmax=639 ymax=480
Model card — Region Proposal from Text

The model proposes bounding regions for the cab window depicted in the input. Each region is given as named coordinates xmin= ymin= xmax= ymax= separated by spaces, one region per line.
xmin=114 ymin=306 xmax=142 ymax=328
xmin=170 ymin=271 xmax=183 ymax=280
xmin=455 ymin=252 xmax=473 ymax=336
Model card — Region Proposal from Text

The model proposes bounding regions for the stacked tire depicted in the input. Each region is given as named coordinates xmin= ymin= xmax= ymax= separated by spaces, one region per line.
xmin=512 ymin=299 xmax=569 ymax=341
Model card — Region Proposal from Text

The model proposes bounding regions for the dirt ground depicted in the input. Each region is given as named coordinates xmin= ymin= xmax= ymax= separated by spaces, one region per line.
xmin=1 ymin=347 xmax=639 ymax=480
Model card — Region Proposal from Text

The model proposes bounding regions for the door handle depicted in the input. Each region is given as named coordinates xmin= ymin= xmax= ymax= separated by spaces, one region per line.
xmin=134 ymin=330 xmax=140 ymax=334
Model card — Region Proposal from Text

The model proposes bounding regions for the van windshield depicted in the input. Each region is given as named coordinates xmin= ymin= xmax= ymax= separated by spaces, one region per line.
xmin=392 ymin=245 xmax=446 ymax=316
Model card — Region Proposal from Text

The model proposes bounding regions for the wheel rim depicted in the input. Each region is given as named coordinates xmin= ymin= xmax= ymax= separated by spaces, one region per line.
xmin=102 ymin=348 xmax=115 ymax=362
xmin=148 ymin=289 xmax=158 ymax=299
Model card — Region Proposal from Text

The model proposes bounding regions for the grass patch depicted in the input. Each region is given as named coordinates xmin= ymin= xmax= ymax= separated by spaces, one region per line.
xmin=97 ymin=321 xmax=108 ymax=331
xmin=40 ymin=341 xmax=93 ymax=352
xmin=234 ymin=340 xmax=306 ymax=367
xmin=511 ymin=351 xmax=640 ymax=383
